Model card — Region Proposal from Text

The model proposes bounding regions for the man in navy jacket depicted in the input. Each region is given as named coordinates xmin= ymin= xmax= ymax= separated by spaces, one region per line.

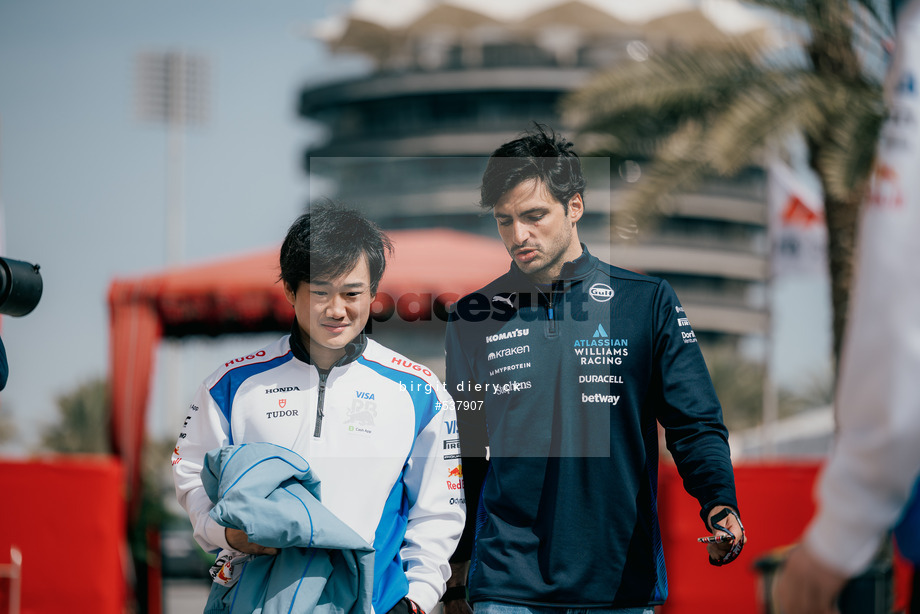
xmin=443 ymin=126 xmax=744 ymax=614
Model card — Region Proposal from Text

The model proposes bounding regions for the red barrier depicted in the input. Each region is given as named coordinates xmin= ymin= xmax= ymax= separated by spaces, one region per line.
xmin=0 ymin=456 xmax=126 ymax=614
xmin=659 ymin=461 xmax=914 ymax=613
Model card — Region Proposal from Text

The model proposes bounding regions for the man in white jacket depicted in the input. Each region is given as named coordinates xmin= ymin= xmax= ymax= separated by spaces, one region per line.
xmin=172 ymin=203 xmax=465 ymax=614
xmin=776 ymin=2 xmax=920 ymax=612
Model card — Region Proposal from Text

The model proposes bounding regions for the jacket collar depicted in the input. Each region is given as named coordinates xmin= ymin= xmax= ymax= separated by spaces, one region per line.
xmin=288 ymin=319 xmax=367 ymax=369
xmin=508 ymin=243 xmax=596 ymax=289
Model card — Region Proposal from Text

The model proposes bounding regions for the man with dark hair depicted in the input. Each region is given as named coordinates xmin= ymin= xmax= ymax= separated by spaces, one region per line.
xmin=443 ymin=126 xmax=744 ymax=614
xmin=173 ymin=203 xmax=465 ymax=614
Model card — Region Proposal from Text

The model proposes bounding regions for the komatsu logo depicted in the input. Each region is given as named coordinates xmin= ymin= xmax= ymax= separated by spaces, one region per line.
xmin=486 ymin=328 xmax=530 ymax=344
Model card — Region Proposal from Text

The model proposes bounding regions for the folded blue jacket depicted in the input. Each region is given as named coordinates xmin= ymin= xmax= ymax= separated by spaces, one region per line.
xmin=201 ymin=443 xmax=374 ymax=614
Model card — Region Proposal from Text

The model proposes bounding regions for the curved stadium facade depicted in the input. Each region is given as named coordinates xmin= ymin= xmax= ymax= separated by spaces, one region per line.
xmin=299 ymin=0 xmax=770 ymax=349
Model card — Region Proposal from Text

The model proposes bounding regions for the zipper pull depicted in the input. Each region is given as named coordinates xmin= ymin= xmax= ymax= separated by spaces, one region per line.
xmin=314 ymin=370 xmax=329 ymax=438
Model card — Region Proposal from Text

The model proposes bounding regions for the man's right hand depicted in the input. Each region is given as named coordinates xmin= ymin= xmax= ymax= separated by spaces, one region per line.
xmin=225 ymin=527 xmax=279 ymax=555
xmin=443 ymin=560 xmax=472 ymax=614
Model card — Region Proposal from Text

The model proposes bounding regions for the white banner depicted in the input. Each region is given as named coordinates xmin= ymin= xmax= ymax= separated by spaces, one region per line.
xmin=767 ymin=160 xmax=828 ymax=276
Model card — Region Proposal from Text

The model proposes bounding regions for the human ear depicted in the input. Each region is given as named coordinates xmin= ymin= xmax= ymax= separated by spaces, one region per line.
xmin=568 ymin=193 xmax=584 ymax=223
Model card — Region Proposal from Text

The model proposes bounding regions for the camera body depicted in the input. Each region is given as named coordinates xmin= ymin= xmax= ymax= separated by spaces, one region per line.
xmin=0 ymin=257 xmax=43 ymax=317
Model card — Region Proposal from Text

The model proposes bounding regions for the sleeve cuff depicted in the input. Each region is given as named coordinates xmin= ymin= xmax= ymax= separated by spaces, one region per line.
xmin=203 ymin=516 xmax=233 ymax=552
xmin=407 ymin=583 xmax=440 ymax=614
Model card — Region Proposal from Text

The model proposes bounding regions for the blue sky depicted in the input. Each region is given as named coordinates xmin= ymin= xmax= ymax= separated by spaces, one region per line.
xmin=0 ymin=0 xmax=370 ymax=448
xmin=0 ymin=0 xmax=833 ymax=452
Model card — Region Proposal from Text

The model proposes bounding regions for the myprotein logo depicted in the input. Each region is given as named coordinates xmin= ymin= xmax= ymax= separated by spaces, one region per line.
xmin=486 ymin=328 xmax=530 ymax=344
xmin=487 ymin=345 xmax=531 ymax=361
xmin=489 ymin=362 xmax=531 ymax=376
xmin=589 ymin=283 xmax=614 ymax=302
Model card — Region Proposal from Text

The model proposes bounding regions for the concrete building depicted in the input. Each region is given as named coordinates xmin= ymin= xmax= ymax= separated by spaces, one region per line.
xmin=299 ymin=0 xmax=772 ymax=350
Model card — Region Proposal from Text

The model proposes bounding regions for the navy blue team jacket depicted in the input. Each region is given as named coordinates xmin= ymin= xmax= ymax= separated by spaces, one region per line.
xmin=445 ymin=247 xmax=738 ymax=609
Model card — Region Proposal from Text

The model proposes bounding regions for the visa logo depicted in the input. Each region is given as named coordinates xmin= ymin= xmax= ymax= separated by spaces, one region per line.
xmin=356 ymin=391 xmax=375 ymax=400
xmin=445 ymin=420 xmax=458 ymax=435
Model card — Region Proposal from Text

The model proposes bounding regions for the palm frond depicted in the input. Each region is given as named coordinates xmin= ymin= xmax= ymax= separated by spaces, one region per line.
xmin=609 ymin=122 xmax=712 ymax=227
xmin=815 ymin=85 xmax=886 ymax=200
xmin=564 ymin=41 xmax=765 ymax=129
xmin=704 ymin=71 xmax=835 ymax=174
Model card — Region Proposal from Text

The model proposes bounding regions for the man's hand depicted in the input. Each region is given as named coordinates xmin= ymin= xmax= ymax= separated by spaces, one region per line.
xmin=442 ymin=561 xmax=472 ymax=614
xmin=774 ymin=544 xmax=847 ymax=614
xmin=705 ymin=506 xmax=746 ymax=565
xmin=225 ymin=527 xmax=279 ymax=556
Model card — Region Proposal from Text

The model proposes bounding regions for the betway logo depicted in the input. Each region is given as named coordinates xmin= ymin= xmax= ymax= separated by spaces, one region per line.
xmin=487 ymin=345 xmax=530 ymax=361
xmin=582 ymin=392 xmax=621 ymax=405
xmin=486 ymin=328 xmax=530 ymax=344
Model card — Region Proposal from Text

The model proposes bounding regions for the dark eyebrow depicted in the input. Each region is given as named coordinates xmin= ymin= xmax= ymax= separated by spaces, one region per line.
xmin=309 ymin=280 xmax=367 ymax=289
xmin=494 ymin=206 xmax=551 ymax=219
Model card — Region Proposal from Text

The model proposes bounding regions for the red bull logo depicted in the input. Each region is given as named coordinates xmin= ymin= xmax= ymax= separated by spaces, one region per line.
xmin=448 ymin=465 xmax=463 ymax=478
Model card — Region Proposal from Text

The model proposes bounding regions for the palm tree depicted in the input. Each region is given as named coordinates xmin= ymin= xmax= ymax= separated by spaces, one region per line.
xmin=563 ymin=0 xmax=892 ymax=367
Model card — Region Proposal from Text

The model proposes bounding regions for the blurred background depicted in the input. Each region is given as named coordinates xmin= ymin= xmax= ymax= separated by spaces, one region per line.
xmin=0 ymin=0 xmax=900 ymax=612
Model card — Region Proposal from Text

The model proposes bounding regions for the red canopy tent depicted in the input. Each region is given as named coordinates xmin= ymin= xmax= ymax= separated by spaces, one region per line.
xmin=107 ymin=227 xmax=509 ymax=509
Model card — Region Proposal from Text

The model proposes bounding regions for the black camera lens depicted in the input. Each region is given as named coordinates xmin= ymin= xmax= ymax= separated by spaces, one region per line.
xmin=0 ymin=257 xmax=43 ymax=317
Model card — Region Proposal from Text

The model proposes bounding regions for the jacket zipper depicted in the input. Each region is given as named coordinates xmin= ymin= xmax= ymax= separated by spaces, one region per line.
xmin=313 ymin=369 xmax=329 ymax=438
xmin=544 ymin=280 xmax=564 ymax=336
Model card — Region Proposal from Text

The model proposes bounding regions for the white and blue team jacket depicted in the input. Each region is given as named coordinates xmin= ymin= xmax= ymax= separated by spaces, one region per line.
xmin=172 ymin=331 xmax=465 ymax=614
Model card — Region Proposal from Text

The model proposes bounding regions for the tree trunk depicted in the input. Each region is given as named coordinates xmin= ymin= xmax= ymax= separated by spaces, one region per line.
xmin=821 ymin=185 xmax=863 ymax=373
